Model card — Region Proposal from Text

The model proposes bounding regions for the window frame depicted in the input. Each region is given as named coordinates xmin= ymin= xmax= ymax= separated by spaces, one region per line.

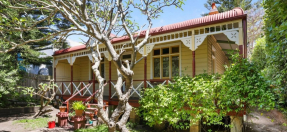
xmin=152 ymin=45 xmax=180 ymax=79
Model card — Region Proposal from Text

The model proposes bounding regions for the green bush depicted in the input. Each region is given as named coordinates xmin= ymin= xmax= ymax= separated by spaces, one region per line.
xmin=139 ymin=53 xmax=275 ymax=129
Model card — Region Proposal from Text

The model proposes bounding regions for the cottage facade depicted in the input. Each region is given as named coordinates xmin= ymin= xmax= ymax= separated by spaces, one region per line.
xmin=53 ymin=6 xmax=247 ymax=132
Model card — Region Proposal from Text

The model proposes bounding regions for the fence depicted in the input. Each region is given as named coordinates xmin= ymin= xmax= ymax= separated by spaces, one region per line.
xmin=19 ymin=73 xmax=51 ymax=88
xmin=18 ymin=73 xmax=52 ymax=98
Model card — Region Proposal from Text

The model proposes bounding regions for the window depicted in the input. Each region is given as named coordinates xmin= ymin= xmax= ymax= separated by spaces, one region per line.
xmin=100 ymin=58 xmax=105 ymax=78
xmin=153 ymin=46 xmax=179 ymax=78
xmin=122 ymin=54 xmax=131 ymax=68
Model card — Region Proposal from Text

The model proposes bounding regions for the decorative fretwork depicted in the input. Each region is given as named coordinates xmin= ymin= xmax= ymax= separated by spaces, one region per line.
xmin=195 ymin=35 xmax=208 ymax=50
xmin=223 ymin=31 xmax=239 ymax=45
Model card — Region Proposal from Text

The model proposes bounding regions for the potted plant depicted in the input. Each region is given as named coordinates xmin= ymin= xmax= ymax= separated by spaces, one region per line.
xmin=94 ymin=109 xmax=98 ymax=116
xmin=89 ymin=113 xmax=94 ymax=120
xmin=68 ymin=111 xmax=75 ymax=121
xmin=72 ymin=101 xmax=86 ymax=116
xmin=86 ymin=102 xmax=90 ymax=108
xmin=59 ymin=106 xmax=66 ymax=112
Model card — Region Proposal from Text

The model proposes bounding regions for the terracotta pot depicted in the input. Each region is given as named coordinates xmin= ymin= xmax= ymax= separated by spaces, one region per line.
xmin=59 ymin=106 xmax=66 ymax=112
xmin=70 ymin=116 xmax=74 ymax=122
xmin=89 ymin=113 xmax=94 ymax=120
xmin=87 ymin=104 xmax=90 ymax=108
xmin=94 ymin=110 xmax=98 ymax=115
xmin=75 ymin=110 xmax=84 ymax=116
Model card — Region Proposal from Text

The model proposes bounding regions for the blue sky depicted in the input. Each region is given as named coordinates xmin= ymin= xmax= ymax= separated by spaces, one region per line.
xmin=67 ymin=1 xmax=210 ymax=46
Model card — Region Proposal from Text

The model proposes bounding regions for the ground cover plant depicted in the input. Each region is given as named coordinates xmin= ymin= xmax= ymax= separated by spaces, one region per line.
xmin=139 ymin=53 xmax=275 ymax=130
xmin=13 ymin=117 xmax=50 ymax=130
xmin=75 ymin=123 xmax=146 ymax=132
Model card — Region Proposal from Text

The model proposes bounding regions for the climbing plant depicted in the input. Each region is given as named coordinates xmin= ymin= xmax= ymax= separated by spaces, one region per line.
xmin=263 ymin=0 xmax=287 ymax=109
xmin=139 ymin=53 xmax=275 ymax=129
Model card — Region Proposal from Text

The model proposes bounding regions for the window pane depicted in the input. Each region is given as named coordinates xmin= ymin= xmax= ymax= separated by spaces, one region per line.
xmin=123 ymin=54 xmax=131 ymax=59
xmin=91 ymin=67 xmax=94 ymax=80
xmin=172 ymin=47 xmax=179 ymax=53
xmin=154 ymin=49 xmax=160 ymax=55
xmin=162 ymin=48 xmax=169 ymax=54
xmin=154 ymin=58 xmax=160 ymax=77
xmin=162 ymin=57 xmax=169 ymax=77
xmin=101 ymin=63 xmax=105 ymax=78
xmin=172 ymin=56 xmax=179 ymax=76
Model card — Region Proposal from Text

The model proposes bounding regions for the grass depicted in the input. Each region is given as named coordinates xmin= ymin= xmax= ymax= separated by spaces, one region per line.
xmin=14 ymin=117 xmax=50 ymax=130
xmin=75 ymin=124 xmax=108 ymax=132
xmin=75 ymin=124 xmax=148 ymax=132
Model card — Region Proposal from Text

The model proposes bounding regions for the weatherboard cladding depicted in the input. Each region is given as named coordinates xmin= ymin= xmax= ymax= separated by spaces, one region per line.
xmin=53 ymin=7 xmax=245 ymax=56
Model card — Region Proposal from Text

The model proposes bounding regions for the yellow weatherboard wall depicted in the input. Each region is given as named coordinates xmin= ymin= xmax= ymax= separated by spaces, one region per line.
xmin=207 ymin=35 xmax=228 ymax=74
xmin=181 ymin=43 xmax=193 ymax=76
xmin=195 ymin=38 xmax=208 ymax=75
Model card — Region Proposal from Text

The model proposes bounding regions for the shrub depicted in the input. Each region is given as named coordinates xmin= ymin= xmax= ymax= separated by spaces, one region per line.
xmin=139 ymin=53 xmax=275 ymax=129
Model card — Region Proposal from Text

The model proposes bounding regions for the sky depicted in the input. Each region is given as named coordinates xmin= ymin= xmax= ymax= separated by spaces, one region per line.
xmin=43 ymin=0 xmax=235 ymax=56
xmin=67 ymin=1 xmax=210 ymax=45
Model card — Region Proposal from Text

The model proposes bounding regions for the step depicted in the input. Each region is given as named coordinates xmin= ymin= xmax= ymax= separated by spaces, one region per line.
xmin=85 ymin=112 xmax=94 ymax=115
xmin=86 ymin=108 xmax=98 ymax=111
xmin=85 ymin=124 xmax=93 ymax=127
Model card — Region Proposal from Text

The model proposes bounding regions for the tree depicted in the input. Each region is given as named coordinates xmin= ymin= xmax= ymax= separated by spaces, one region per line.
xmin=0 ymin=0 xmax=184 ymax=131
xmin=250 ymin=37 xmax=266 ymax=70
xmin=203 ymin=0 xmax=252 ymax=16
xmin=0 ymin=1 xmax=70 ymax=107
xmin=263 ymin=0 xmax=287 ymax=108
xmin=246 ymin=0 xmax=264 ymax=56
xmin=0 ymin=53 xmax=19 ymax=107
xmin=0 ymin=1 xmax=71 ymax=66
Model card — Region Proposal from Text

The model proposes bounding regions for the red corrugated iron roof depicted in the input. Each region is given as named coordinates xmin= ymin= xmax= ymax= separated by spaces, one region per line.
xmin=54 ymin=44 xmax=86 ymax=55
xmin=54 ymin=7 xmax=245 ymax=56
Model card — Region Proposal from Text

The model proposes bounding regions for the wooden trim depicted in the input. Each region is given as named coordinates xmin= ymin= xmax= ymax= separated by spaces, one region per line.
xmin=239 ymin=45 xmax=243 ymax=57
xmin=61 ymin=83 xmax=63 ymax=97
xmin=54 ymin=68 xmax=56 ymax=82
xmin=109 ymin=61 xmax=111 ymax=100
xmin=144 ymin=57 xmax=147 ymax=88
xmin=109 ymin=100 xmax=140 ymax=107
xmin=149 ymin=79 xmax=171 ymax=82
xmin=93 ymin=63 xmax=95 ymax=101
xmin=243 ymin=19 xmax=247 ymax=58
xmin=192 ymin=51 xmax=195 ymax=77
xmin=81 ymin=82 xmax=83 ymax=95
xmin=71 ymin=65 xmax=73 ymax=94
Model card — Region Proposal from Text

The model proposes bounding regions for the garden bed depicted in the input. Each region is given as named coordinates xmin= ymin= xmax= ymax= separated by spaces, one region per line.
xmin=0 ymin=106 xmax=43 ymax=117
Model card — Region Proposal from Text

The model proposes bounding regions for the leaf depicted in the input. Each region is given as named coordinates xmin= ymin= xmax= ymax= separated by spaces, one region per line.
xmin=20 ymin=18 xmax=26 ymax=22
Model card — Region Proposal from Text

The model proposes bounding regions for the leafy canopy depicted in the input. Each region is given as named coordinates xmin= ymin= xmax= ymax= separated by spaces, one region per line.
xmin=263 ymin=0 xmax=287 ymax=107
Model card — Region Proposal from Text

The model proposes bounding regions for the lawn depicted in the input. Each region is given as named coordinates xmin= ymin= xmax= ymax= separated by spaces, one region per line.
xmin=13 ymin=117 xmax=50 ymax=130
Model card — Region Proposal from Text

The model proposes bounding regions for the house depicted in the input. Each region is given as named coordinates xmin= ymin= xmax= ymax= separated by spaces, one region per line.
xmin=53 ymin=4 xmax=247 ymax=132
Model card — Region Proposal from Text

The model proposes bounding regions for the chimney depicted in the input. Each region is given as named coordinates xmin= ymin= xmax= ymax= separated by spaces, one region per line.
xmin=209 ymin=3 xmax=219 ymax=15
